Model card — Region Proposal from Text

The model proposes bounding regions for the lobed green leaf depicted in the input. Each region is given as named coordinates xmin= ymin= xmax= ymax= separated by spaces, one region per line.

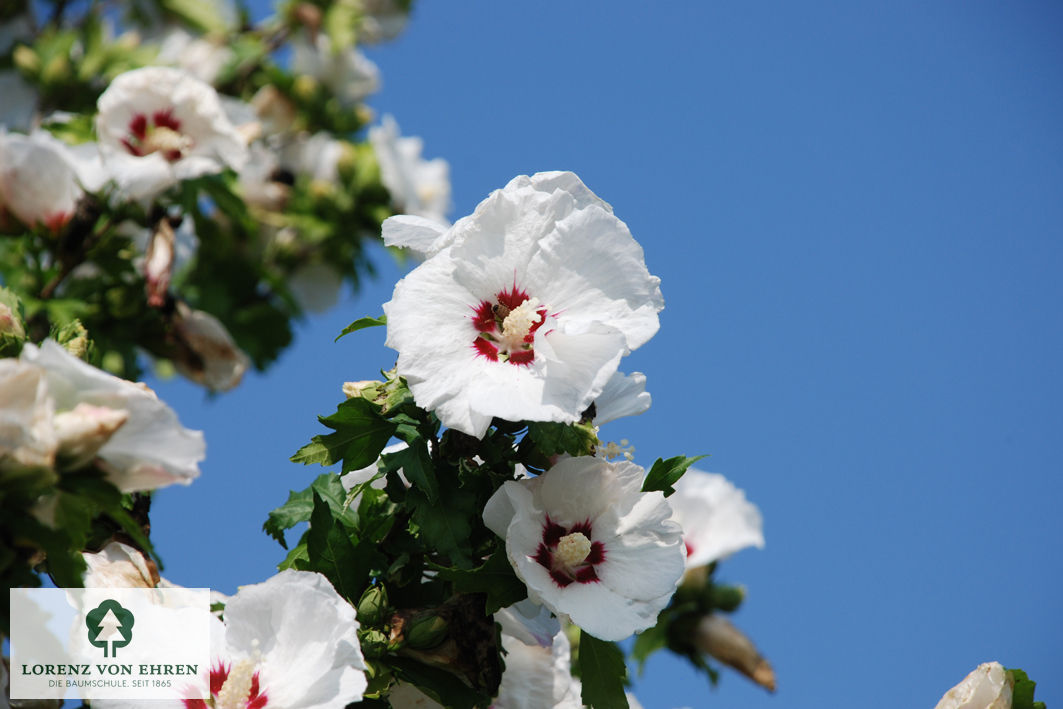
xmin=578 ymin=631 xmax=630 ymax=709
xmin=291 ymin=397 xmax=396 ymax=471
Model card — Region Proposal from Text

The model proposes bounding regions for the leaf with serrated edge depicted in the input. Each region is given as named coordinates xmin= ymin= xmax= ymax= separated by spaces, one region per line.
xmin=579 ymin=631 xmax=629 ymax=709
xmin=291 ymin=398 xmax=396 ymax=471
xmin=307 ymin=491 xmax=366 ymax=602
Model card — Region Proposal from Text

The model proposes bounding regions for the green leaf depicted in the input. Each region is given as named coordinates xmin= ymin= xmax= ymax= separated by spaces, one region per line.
xmin=390 ymin=657 xmax=489 ymax=709
xmin=306 ymin=491 xmax=368 ymax=603
xmin=335 ymin=315 xmax=386 ymax=342
xmin=409 ymin=487 xmax=476 ymax=568
xmin=292 ymin=397 xmax=396 ymax=472
xmin=526 ymin=420 xmax=598 ymax=458
xmin=277 ymin=540 xmax=309 ymax=571
xmin=158 ymin=0 xmax=228 ymax=33
xmin=264 ymin=473 xmax=354 ymax=548
xmin=642 ymin=455 xmax=707 ymax=497
xmin=382 ymin=438 xmax=437 ymax=502
xmin=1008 ymin=668 xmax=1045 ymax=709
xmin=429 ymin=551 xmax=527 ymax=615
xmin=631 ymin=623 xmax=669 ymax=675
xmin=578 ymin=631 xmax=629 ymax=709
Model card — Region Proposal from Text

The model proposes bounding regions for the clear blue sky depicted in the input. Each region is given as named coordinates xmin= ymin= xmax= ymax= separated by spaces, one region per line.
xmin=147 ymin=3 xmax=1063 ymax=707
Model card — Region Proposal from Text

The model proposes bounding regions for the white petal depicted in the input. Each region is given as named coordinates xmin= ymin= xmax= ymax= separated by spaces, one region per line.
xmin=0 ymin=358 xmax=57 ymax=469
xmin=494 ymin=628 xmax=581 ymax=709
xmin=381 ymin=214 xmax=450 ymax=256
xmin=538 ymin=457 xmax=626 ymax=526
xmin=224 ymin=570 xmax=366 ymax=708
xmin=20 ymin=341 xmax=204 ymax=492
xmin=593 ymin=371 xmax=651 ymax=425
xmin=82 ymin=541 xmax=157 ymax=588
xmin=483 ymin=479 xmax=538 ymax=540
xmin=370 ymin=115 xmax=450 ymax=224
xmin=494 ymin=599 xmax=560 ymax=647
xmin=670 ymin=469 xmax=765 ymax=568
xmin=0 ymin=130 xmax=82 ymax=229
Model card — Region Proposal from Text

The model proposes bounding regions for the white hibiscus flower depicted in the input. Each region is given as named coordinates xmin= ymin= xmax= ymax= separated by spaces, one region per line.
xmin=95 ymin=67 xmax=249 ymax=201
xmin=94 ymin=570 xmax=366 ymax=709
xmin=280 ymin=131 xmax=347 ymax=185
xmin=291 ymin=33 xmax=380 ymax=108
xmin=14 ymin=339 xmax=205 ymax=491
xmin=934 ymin=662 xmax=1013 ymax=709
xmin=0 ymin=130 xmax=83 ymax=231
xmin=483 ymin=456 xmax=684 ymax=642
xmin=387 ymin=610 xmax=578 ymax=709
xmin=492 ymin=608 xmax=581 ymax=709
xmin=202 ymin=570 xmax=367 ymax=709
xmin=383 ymin=172 xmax=663 ymax=438
xmin=668 ymin=468 xmax=764 ymax=569
xmin=370 ymin=115 xmax=451 ymax=226
xmin=155 ymin=27 xmax=234 ymax=85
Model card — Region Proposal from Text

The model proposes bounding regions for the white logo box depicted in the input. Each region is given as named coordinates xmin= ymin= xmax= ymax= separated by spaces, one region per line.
xmin=10 ymin=587 xmax=210 ymax=701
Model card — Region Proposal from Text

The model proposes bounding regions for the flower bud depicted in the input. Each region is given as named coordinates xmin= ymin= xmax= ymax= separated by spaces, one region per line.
xmin=144 ymin=216 xmax=177 ymax=307
xmin=357 ymin=585 xmax=389 ymax=626
xmin=52 ymin=319 xmax=90 ymax=359
xmin=934 ymin=662 xmax=1012 ymax=709
xmin=171 ymin=302 xmax=250 ymax=391
xmin=708 ymin=584 xmax=745 ymax=613
xmin=693 ymin=615 xmax=776 ymax=692
xmin=405 ymin=612 xmax=448 ymax=650
xmin=343 ymin=380 xmax=380 ymax=400
xmin=0 ymin=301 xmax=25 ymax=338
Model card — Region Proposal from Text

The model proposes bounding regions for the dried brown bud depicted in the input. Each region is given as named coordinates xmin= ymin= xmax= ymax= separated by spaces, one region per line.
xmin=694 ymin=615 xmax=776 ymax=692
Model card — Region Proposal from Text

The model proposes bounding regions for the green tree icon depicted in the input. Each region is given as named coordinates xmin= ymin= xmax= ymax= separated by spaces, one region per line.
xmin=86 ymin=600 xmax=134 ymax=658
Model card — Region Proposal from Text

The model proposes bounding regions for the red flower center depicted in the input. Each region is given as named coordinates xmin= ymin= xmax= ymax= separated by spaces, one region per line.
xmin=533 ymin=516 xmax=606 ymax=587
xmin=470 ymin=285 xmax=547 ymax=366
xmin=123 ymin=109 xmax=191 ymax=162
xmin=183 ymin=660 xmax=268 ymax=708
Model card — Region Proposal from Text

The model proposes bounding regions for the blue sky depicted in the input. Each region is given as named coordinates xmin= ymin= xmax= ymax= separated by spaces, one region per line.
xmin=147 ymin=2 xmax=1063 ymax=707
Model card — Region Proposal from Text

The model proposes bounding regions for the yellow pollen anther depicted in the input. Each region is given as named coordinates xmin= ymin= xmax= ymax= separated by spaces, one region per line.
xmin=145 ymin=126 xmax=192 ymax=156
xmin=599 ymin=439 xmax=636 ymax=461
xmin=500 ymin=297 xmax=541 ymax=349
xmin=215 ymin=657 xmax=256 ymax=709
xmin=556 ymin=532 xmax=592 ymax=567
